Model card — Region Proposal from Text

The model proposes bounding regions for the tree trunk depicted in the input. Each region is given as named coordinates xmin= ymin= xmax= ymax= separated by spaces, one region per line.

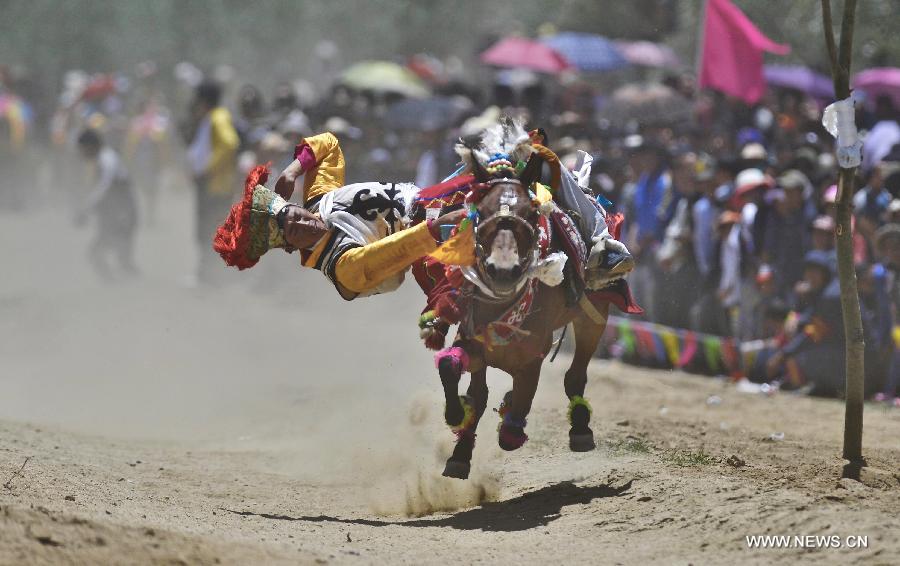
xmin=820 ymin=0 xmax=865 ymax=469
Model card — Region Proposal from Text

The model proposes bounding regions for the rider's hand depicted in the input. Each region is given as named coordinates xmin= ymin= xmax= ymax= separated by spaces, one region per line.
xmin=428 ymin=209 xmax=467 ymax=241
xmin=274 ymin=158 xmax=304 ymax=199
xmin=435 ymin=208 xmax=466 ymax=227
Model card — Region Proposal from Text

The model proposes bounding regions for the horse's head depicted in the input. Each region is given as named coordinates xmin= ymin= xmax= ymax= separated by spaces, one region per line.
xmin=470 ymin=154 xmax=544 ymax=298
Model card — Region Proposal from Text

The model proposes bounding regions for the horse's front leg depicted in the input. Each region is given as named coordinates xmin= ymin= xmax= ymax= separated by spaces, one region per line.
xmin=438 ymin=345 xmax=466 ymax=428
xmin=443 ymin=367 xmax=488 ymax=479
xmin=437 ymin=341 xmax=479 ymax=428
xmin=498 ymin=359 xmax=542 ymax=451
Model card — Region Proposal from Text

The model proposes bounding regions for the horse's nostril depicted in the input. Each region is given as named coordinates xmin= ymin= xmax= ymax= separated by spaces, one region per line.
xmin=486 ymin=264 xmax=497 ymax=278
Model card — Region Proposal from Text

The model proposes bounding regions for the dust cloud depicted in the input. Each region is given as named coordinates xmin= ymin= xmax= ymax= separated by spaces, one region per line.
xmin=1 ymin=174 xmax=508 ymax=517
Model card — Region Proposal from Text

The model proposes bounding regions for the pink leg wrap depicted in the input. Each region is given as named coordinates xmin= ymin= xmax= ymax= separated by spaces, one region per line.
xmin=434 ymin=346 xmax=470 ymax=373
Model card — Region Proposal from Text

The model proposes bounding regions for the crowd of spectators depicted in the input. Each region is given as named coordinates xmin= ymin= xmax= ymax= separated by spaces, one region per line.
xmin=3 ymin=55 xmax=900 ymax=400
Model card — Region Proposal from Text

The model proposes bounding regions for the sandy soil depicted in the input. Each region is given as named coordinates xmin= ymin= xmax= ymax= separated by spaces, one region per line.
xmin=1 ymin=182 xmax=899 ymax=565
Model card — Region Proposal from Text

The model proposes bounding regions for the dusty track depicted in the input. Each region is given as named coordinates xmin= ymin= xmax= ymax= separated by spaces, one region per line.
xmin=1 ymin=186 xmax=898 ymax=565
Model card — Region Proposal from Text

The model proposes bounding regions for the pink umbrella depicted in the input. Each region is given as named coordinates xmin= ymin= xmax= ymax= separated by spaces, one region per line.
xmin=614 ymin=40 xmax=681 ymax=68
xmin=853 ymin=67 xmax=900 ymax=109
xmin=480 ymin=36 xmax=571 ymax=74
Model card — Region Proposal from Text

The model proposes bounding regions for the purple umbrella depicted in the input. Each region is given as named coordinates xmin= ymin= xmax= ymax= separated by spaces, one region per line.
xmin=614 ymin=40 xmax=681 ymax=68
xmin=853 ymin=67 xmax=900 ymax=109
xmin=763 ymin=65 xmax=834 ymax=99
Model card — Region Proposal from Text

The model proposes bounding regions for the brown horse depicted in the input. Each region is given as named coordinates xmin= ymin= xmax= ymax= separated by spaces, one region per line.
xmin=438 ymin=159 xmax=610 ymax=479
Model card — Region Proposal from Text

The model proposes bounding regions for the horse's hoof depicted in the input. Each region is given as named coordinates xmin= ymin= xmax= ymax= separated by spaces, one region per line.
xmin=442 ymin=459 xmax=471 ymax=480
xmin=498 ymin=424 xmax=528 ymax=451
xmin=569 ymin=431 xmax=596 ymax=452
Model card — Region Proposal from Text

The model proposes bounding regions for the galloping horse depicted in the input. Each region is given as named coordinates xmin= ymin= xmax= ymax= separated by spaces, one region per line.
xmin=437 ymin=150 xmax=614 ymax=479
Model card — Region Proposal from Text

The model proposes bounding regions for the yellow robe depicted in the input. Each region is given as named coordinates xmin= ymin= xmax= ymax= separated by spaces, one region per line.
xmin=333 ymin=221 xmax=438 ymax=296
xmin=297 ymin=132 xmax=438 ymax=298
xmin=298 ymin=132 xmax=345 ymax=205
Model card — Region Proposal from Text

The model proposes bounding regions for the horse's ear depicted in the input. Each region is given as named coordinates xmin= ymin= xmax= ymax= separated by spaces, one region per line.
xmin=517 ymin=153 xmax=543 ymax=189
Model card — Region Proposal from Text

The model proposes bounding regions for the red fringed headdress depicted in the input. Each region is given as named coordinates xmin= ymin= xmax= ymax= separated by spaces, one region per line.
xmin=212 ymin=165 xmax=271 ymax=270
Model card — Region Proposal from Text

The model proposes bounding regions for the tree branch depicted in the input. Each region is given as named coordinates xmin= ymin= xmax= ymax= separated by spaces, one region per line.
xmin=837 ymin=0 xmax=858 ymax=99
xmin=821 ymin=0 xmax=839 ymax=79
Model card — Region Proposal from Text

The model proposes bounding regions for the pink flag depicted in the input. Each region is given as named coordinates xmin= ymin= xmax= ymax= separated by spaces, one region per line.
xmin=698 ymin=0 xmax=790 ymax=105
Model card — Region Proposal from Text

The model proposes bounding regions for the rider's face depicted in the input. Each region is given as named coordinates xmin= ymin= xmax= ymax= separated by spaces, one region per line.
xmin=281 ymin=204 xmax=328 ymax=250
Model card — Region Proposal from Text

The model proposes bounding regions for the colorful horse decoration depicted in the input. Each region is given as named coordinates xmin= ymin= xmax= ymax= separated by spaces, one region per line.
xmin=412 ymin=118 xmax=641 ymax=479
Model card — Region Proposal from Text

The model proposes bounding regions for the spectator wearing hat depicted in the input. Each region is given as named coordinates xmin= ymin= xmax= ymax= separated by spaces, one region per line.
xmin=762 ymin=170 xmax=814 ymax=297
xmin=739 ymin=142 xmax=768 ymax=171
xmin=733 ymin=168 xmax=773 ymax=339
xmin=623 ymin=136 xmax=672 ymax=319
xmin=732 ymin=168 xmax=773 ymax=258
xmin=810 ymin=215 xmax=836 ymax=252
xmin=655 ymin=152 xmax=701 ymax=328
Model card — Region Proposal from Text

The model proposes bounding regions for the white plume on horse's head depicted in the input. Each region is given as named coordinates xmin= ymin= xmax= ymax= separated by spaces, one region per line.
xmin=455 ymin=115 xmax=535 ymax=174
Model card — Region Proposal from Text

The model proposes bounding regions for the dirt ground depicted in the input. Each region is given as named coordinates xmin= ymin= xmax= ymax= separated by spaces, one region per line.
xmin=1 ymin=182 xmax=899 ymax=565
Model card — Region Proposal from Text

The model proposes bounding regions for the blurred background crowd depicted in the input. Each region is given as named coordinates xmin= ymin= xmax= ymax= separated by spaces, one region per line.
xmin=1 ymin=0 xmax=899 ymax=401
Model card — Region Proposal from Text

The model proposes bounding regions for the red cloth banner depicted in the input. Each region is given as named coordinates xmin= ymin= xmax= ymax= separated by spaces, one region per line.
xmin=698 ymin=0 xmax=790 ymax=105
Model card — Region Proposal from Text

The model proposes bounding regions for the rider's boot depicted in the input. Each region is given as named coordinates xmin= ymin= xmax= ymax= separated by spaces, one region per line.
xmin=585 ymin=237 xmax=635 ymax=290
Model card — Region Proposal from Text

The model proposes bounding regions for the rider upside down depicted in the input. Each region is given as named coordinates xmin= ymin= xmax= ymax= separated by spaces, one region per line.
xmin=213 ymin=117 xmax=641 ymax=478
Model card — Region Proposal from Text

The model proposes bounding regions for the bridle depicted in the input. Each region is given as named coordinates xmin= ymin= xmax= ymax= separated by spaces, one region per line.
xmin=471 ymin=178 xmax=540 ymax=299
